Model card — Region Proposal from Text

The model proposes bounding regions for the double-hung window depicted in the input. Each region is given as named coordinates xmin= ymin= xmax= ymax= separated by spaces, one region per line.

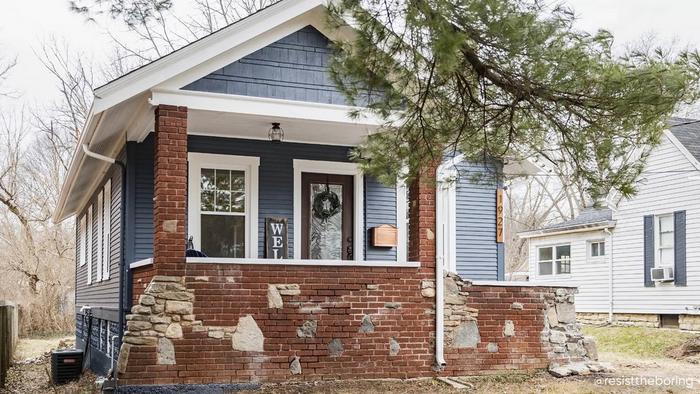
xmin=656 ymin=214 xmax=675 ymax=267
xmin=589 ymin=240 xmax=605 ymax=258
xmin=538 ymin=244 xmax=571 ymax=275
xmin=188 ymin=153 xmax=259 ymax=259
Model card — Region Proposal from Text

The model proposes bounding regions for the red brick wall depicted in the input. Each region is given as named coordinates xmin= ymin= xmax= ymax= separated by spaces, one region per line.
xmin=131 ymin=265 xmax=155 ymax=306
xmin=153 ymin=105 xmax=188 ymax=277
xmin=120 ymin=265 xmax=556 ymax=385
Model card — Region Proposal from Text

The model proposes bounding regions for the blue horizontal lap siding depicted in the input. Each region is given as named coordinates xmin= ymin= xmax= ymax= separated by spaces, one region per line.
xmin=365 ymin=176 xmax=397 ymax=260
xmin=455 ymin=161 xmax=501 ymax=280
xmin=183 ymin=25 xmax=377 ymax=106
xmin=126 ymin=137 xmax=155 ymax=263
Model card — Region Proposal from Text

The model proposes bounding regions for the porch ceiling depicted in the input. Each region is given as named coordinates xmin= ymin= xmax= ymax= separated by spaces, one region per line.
xmin=188 ymin=108 xmax=378 ymax=146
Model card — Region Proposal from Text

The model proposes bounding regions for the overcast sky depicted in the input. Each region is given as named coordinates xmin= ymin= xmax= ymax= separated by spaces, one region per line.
xmin=1 ymin=0 xmax=700 ymax=109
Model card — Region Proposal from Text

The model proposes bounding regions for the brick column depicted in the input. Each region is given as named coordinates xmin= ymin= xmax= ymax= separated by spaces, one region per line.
xmin=153 ymin=105 xmax=188 ymax=277
xmin=408 ymin=163 xmax=437 ymax=272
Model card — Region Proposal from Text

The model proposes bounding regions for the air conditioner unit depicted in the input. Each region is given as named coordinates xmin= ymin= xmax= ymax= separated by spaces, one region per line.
xmin=651 ymin=266 xmax=674 ymax=282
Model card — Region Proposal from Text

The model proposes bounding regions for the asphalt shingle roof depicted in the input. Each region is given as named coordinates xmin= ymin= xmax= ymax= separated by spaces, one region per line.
xmin=536 ymin=207 xmax=614 ymax=232
xmin=669 ymin=117 xmax=700 ymax=164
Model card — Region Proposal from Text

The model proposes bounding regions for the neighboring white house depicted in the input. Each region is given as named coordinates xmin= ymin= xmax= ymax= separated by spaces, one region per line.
xmin=520 ymin=118 xmax=700 ymax=331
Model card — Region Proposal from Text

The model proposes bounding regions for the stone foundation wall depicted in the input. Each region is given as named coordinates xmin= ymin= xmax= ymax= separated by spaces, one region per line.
xmin=576 ymin=312 xmax=660 ymax=328
xmin=680 ymin=315 xmax=700 ymax=331
xmin=117 ymin=267 xmax=595 ymax=385
xmin=131 ymin=265 xmax=156 ymax=306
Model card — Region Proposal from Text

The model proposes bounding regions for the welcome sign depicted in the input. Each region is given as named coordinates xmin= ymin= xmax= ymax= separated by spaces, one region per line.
xmin=265 ymin=217 xmax=288 ymax=259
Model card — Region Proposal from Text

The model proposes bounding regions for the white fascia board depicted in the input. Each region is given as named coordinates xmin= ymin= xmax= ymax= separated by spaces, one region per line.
xmin=92 ymin=0 xmax=324 ymax=114
xmin=149 ymin=88 xmax=384 ymax=126
xmin=517 ymin=222 xmax=616 ymax=239
xmin=53 ymin=107 xmax=100 ymax=223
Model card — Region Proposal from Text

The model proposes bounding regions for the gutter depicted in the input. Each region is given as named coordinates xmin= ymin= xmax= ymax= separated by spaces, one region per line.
xmin=434 ymin=164 xmax=449 ymax=368
xmin=518 ymin=221 xmax=616 ymax=239
xmin=81 ymin=144 xmax=127 ymax=386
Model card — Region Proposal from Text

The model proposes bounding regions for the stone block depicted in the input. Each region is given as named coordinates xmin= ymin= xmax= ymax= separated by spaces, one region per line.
xmin=389 ymin=338 xmax=400 ymax=356
xmin=157 ymin=337 xmax=176 ymax=365
xmin=549 ymin=365 xmax=572 ymax=378
xmin=547 ymin=307 xmax=559 ymax=327
xmin=159 ymin=291 xmax=194 ymax=301
xmin=150 ymin=316 xmax=171 ymax=324
xmin=116 ymin=343 xmax=131 ymax=373
xmin=152 ymin=275 xmax=182 ymax=283
xmin=208 ymin=330 xmax=225 ymax=339
xmin=328 ymin=338 xmax=344 ymax=357
xmin=503 ymin=320 xmax=515 ymax=337
xmin=450 ymin=320 xmax=480 ymax=348
xmin=139 ymin=295 xmax=156 ymax=306
xmin=511 ymin=302 xmax=524 ymax=310
xmin=127 ymin=320 xmax=152 ymax=331
xmin=359 ymin=315 xmax=375 ymax=333
xmin=384 ymin=302 xmax=402 ymax=309
xmin=165 ymin=300 xmax=193 ymax=315
xmin=550 ymin=330 xmax=567 ymax=344
xmin=366 ymin=284 xmax=379 ymax=290
xmin=487 ymin=342 xmax=499 ymax=353
xmin=123 ymin=336 xmax=158 ymax=346
xmin=297 ymin=320 xmax=317 ymax=338
xmin=276 ymin=284 xmax=301 ymax=296
xmin=165 ymin=323 xmax=183 ymax=339
xmin=289 ymin=356 xmax=302 ymax=375
xmin=267 ymin=285 xmax=283 ymax=309
xmin=131 ymin=305 xmax=151 ymax=315
xmin=231 ymin=315 xmax=264 ymax=352
xmin=556 ymin=302 xmax=576 ymax=324
xmin=583 ymin=336 xmax=598 ymax=360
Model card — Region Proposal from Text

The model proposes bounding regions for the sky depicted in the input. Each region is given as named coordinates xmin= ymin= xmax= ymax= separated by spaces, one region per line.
xmin=1 ymin=0 xmax=700 ymax=109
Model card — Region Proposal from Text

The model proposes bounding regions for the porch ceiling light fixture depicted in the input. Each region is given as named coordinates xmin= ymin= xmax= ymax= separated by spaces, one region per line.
xmin=268 ymin=122 xmax=284 ymax=142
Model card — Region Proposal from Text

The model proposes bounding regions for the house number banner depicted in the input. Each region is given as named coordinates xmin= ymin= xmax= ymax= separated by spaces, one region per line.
xmin=265 ymin=217 xmax=288 ymax=259
xmin=496 ymin=188 xmax=504 ymax=243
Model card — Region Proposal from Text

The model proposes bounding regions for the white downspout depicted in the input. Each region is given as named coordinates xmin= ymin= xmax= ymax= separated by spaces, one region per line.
xmin=604 ymin=228 xmax=614 ymax=323
xmin=434 ymin=165 xmax=449 ymax=368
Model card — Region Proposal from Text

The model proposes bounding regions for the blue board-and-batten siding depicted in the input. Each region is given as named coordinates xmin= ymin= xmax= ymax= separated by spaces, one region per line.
xmin=125 ymin=134 xmax=398 ymax=261
xmin=454 ymin=161 xmax=503 ymax=281
xmin=182 ymin=25 xmax=377 ymax=106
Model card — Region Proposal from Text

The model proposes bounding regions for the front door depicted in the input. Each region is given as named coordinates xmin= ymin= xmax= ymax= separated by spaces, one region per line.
xmin=301 ymin=173 xmax=354 ymax=260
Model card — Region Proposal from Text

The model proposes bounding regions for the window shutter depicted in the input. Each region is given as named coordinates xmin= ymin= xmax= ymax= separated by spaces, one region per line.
xmin=96 ymin=191 xmax=103 ymax=282
xmin=103 ymin=180 xmax=112 ymax=280
xmin=643 ymin=215 xmax=654 ymax=287
xmin=87 ymin=206 xmax=93 ymax=285
xmin=674 ymin=210 xmax=687 ymax=286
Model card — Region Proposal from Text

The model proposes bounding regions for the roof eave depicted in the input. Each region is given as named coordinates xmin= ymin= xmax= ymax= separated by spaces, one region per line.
xmin=518 ymin=220 xmax=616 ymax=239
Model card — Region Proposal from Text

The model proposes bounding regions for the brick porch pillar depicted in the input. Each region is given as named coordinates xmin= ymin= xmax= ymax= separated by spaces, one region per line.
xmin=408 ymin=163 xmax=437 ymax=272
xmin=153 ymin=105 xmax=188 ymax=277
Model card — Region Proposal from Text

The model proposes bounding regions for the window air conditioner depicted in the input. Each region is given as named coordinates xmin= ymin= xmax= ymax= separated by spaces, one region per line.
xmin=651 ymin=266 xmax=674 ymax=282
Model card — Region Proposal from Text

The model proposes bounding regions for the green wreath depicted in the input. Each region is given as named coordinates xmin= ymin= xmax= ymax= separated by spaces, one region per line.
xmin=312 ymin=189 xmax=341 ymax=221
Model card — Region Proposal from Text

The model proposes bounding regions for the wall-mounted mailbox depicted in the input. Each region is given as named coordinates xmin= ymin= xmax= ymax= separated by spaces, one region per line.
xmin=371 ymin=225 xmax=398 ymax=247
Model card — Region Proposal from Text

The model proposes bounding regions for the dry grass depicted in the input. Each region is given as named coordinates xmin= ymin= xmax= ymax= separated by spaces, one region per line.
xmin=13 ymin=334 xmax=74 ymax=361
xmin=582 ymin=326 xmax=698 ymax=359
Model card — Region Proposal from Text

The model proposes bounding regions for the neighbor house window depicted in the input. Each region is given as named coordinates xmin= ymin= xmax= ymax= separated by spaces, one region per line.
xmin=656 ymin=214 xmax=674 ymax=267
xmin=590 ymin=240 xmax=605 ymax=258
xmin=188 ymin=153 xmax=259 ymax=259
xmin=538 ymin=244 xmax=571 ymax=275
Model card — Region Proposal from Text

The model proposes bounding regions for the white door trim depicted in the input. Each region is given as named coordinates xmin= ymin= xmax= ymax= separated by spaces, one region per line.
xmin=293 ymin=159 xmax=364 ymax=260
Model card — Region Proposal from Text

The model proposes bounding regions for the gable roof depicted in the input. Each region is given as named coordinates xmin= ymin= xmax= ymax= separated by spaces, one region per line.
xmin=668 ymin=117 xmax=700 ymax=166
xmin=53 ymin=0 xmax=340 ymax=223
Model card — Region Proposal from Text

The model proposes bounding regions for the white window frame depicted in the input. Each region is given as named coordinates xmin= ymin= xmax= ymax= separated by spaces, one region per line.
xmin=537 ymin=244 xmax=571 ymax=276
xmin=188 ymin=152 xmax=260 ymax=258
xmin=396 ymin=179 xmax=408 ymax=263
xmin=96 ymin=191 xmax=103 ymax=282
xmin=102 ymin=180 xmax=112 ymax=280
xmin=293 ymin=159 xmax=364 ymax=261
xmin=78 ymin=215 xmax=87 ymax=267
xmin=86 ymin=205 xmax=93 ymax=285
xmin=655 ymin=213 xmax=675 ymax=268
xmin=588 ymin=240 xmax=606 ymax=259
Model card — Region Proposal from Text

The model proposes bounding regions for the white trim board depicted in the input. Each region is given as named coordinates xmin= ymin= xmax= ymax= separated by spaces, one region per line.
xmin=130 ymin=258 xmax=153 ymax=269
xmin=187 ymin=257 xmax=420 ymax=268
xmin=293 ymin=159 xmax=364 ymax=260
xmin=187 ymin=152 xmax=260 ymax=258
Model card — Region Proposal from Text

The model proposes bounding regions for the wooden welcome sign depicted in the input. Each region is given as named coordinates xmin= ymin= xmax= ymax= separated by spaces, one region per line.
xmin=265 ymin=217 xmax=288 ymax=259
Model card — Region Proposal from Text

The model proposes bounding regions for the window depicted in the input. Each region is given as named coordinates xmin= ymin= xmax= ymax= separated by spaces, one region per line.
xmin=188 ymin=153 xmax=259 ymax=259
xmin=590 ymin=241 xmax=605 ymax=258
xmin=86 ymin=205 xmax=93 ymax=285
xmin=656 ymin=214 xmax=674 ymax=267
xmin=102 ymin=180 xmax=112 ymax=280
xmin=537 ymin=244 xmax=571 ymax=275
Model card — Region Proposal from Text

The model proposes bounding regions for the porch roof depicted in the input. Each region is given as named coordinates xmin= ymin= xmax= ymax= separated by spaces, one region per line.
xmin=53 ymin=0 xmax=380 ymax=223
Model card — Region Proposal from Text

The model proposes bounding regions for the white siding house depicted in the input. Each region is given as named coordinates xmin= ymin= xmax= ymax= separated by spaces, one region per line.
xmin=520 ymin=119 xmax=700 ymax=331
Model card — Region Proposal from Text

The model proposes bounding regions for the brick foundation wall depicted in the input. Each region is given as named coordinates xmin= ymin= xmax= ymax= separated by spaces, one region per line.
xmin=117 ymin=265 xmax=586 ymax=385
